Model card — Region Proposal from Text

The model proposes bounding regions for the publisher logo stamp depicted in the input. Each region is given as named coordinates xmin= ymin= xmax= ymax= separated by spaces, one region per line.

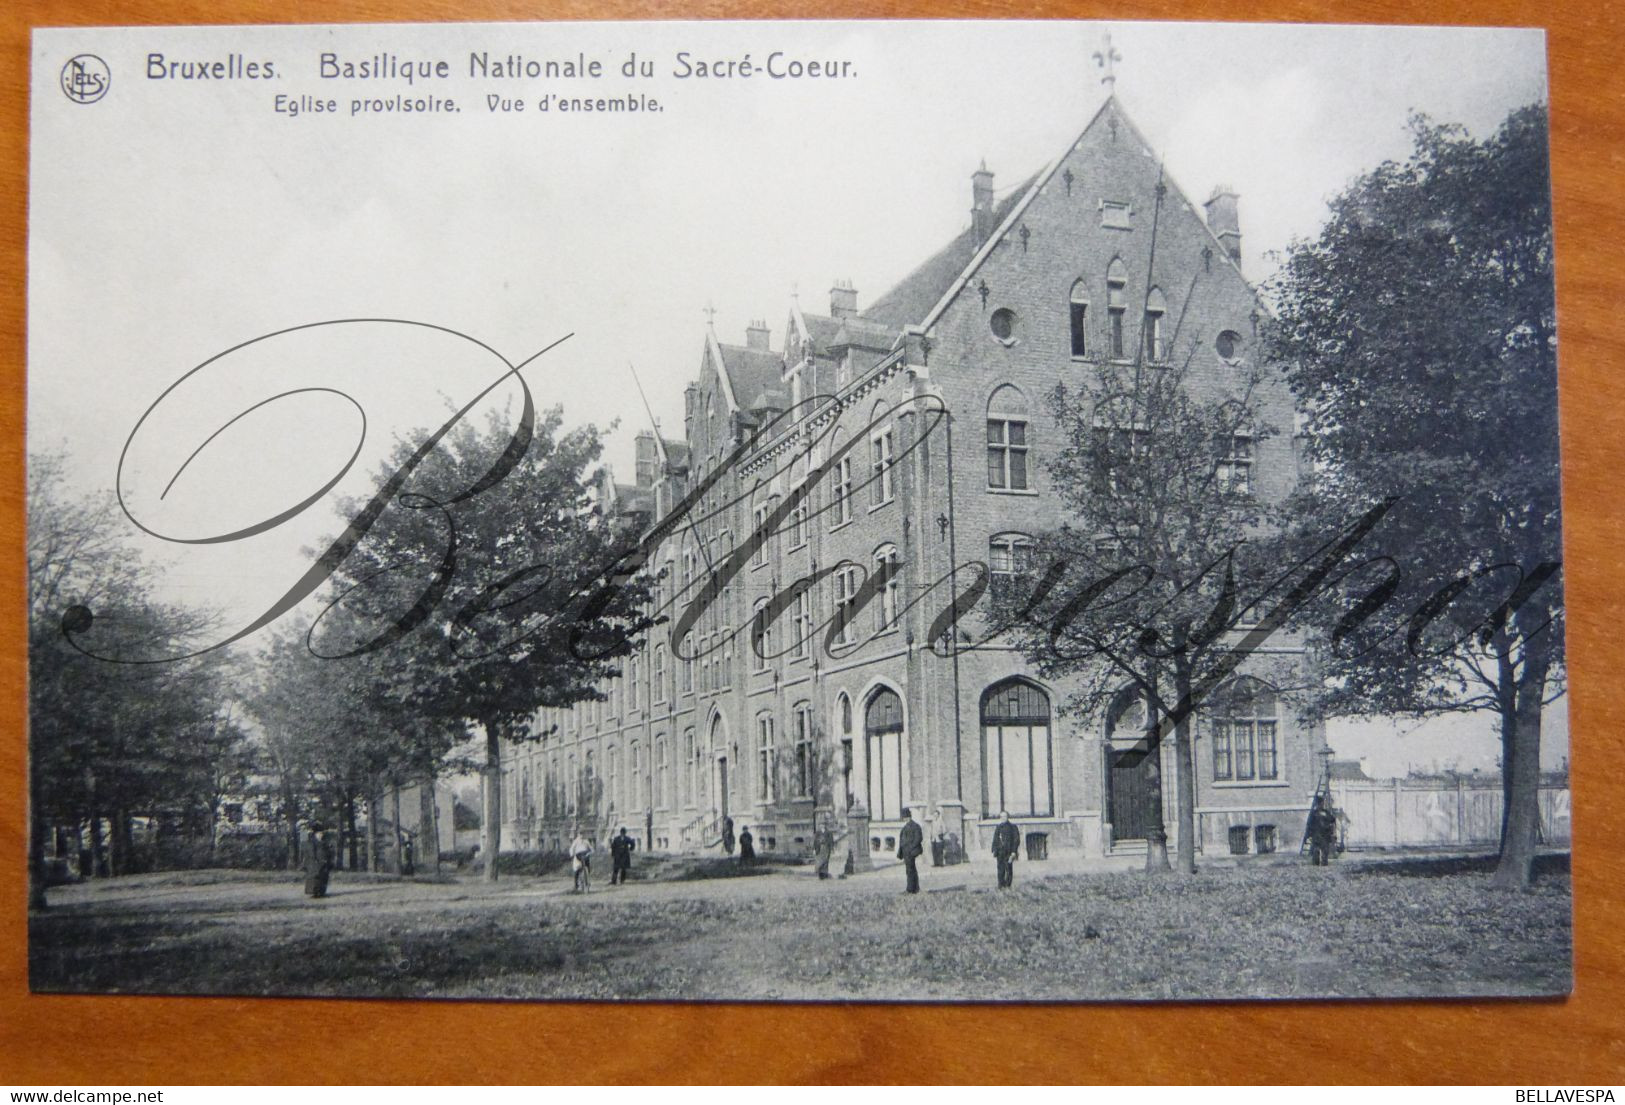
xmin=60 ymin=55 xmax=110 ymax=104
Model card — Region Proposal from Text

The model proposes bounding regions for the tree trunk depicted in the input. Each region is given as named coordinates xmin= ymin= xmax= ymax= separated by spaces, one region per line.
xmin=345 ymin=794 xmax=359 ymax=871
xmin=1493 ymin=624 xmax=1553 ymax=890
xmin=481 ymin=721 xmax=503 ymax=882
xmin=1172 ymin=661 xmax=1199 ymax=875
xmin=388 ymin=785 xmax=403 ymax=876
xmin=420 ymin=780 xmax=440 ymax=875
xmin=1494 ymin=634 xmax=1516 ymax=853
xmin=1143 ymin=679 xmax=1171 ymax=873
xmin=89 ymin=811 xmax=105 ymax=878
xmin=27 ymin=785 xmax=49 ymax=911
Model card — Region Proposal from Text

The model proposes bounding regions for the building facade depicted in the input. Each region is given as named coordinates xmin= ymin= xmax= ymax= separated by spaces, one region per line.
xmin=499 ymin=93 xmax=1327 ymax=863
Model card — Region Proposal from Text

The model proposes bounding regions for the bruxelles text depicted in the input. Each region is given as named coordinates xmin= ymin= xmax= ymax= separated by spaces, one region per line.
xmin=69 ymin=320 xmax=1559 ymax=758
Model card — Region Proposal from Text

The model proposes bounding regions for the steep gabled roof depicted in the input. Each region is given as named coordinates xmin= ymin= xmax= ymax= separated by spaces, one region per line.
xmin=861 ymin=171 xmax=1040 ymax=329
xmin=799 ymin=312 xmax=899 ymax=357
xmin=716 ymin=342 xmax=784 ymax=411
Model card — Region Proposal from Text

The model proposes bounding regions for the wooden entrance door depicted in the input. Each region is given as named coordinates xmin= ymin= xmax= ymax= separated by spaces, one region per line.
xmin=1109 ymin=743 xmax=1161 ymax=842
xmin=717 ymin=757 xmax=729 ymax=820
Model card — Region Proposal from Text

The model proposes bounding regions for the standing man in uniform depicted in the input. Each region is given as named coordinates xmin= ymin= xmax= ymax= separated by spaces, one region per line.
xmin=992 ymin=811 xmax=1021 ymax=890
xmin=897 ymin=807 xmax=923 ymax=894
xmin=303 ymin=821 xmax=332 ymax=899
xmin=610 ymin=825 xmax=636 ymax=885
xmin=1307 ymin=797 xmax=1339 ymax=866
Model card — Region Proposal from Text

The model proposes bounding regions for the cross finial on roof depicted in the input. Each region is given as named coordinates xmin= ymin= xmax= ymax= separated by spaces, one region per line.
xmin=1093 ymin=31 xmax=1122 ymax=91
xmin=703 ymin=301 xmax=717 ymax=326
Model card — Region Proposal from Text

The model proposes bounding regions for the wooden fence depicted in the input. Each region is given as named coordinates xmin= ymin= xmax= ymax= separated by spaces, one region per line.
xmin=1330 ymin=778 xmax=1571 ymax=849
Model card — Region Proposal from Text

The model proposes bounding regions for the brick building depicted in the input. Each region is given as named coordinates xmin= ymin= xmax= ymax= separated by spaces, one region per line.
xmin=498 ymin=92 xmax=1326 ymax=864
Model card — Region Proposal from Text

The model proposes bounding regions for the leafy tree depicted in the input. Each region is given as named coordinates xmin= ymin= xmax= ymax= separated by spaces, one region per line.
xmin=1266 ymin=105 xmax=1562 ymax=888
xmin=1005 ymin=343 xmax=1289 ymax=874
xmin=321 ymin=408 xmax=651 ymax=880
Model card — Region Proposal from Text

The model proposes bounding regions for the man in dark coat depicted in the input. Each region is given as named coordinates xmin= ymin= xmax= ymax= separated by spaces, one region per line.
xmin=721 ymin=816 xmax=736 ymax=855
xmin=1307 ymin=798 xmax=1339 ymax=866
xmin=610 ymin=826 xmax=637 ymax=884
xmin=303 ymin=823 xmax=332 ymax=898
xmin=897 ymin=807 xmax=923 ymax=893
xmin=738 ymin=824 xmax=755 ymax=863
xmin=992 ymin=811 xmax=1021 ymax=889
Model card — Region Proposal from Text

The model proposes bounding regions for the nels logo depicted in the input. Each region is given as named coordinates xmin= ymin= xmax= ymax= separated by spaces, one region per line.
xmin=60 ymin=54 xmax=110 ymax=104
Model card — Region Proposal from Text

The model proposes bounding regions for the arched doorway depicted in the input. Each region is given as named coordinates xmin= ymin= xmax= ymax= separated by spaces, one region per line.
xmin=1105 ymin=685 xmax=1161 ymax=843
xmin=709 ymin=713 xmax=730 ymax=821
xmin=864 ymin=687 xmax=904 ymax=820
xmin=981 ymin=678 xmax=1053 ymax=817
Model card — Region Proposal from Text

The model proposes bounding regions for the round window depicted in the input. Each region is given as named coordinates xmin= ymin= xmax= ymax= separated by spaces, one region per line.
xmin=1216 ymin=329 xmax=1242 ymax=361
xmin=990 ymin=308 xmax=1017 ymax=342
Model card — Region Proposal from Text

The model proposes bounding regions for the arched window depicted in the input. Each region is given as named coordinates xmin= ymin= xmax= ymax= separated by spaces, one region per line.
xmin=1144 ymin=286 xmax=1168 ymax=362
xmin=864 ymin=687 xmax=905 ymax=820
xmin=873 ymin=544 xmax=902 ymax=633
xmin=1069 ymin=279 xmax=1090 ymax=357
xmin=629 ymin=653 xmax=641 ymax=712
xmin=1106 ymin=684 xmax=1148 ymax=740
xmin=756 ymin=712 xmax=776 ymax=804
xmin=680 ymin=633 xmax=695 ymax=694
xmin=1107 ymin=258 xmax=1128 ymax=359
xmin=750 ymin=485 xmax=771 ymax=568
xmin=683 ymin=728 xmax=697 ymax=808
xmin=583 ymin=751 xmax=596 ymax=818
xmin=987 ymin=385 xmax=1031 ymax=491
xmin=751 ymin=597 xmax=774 ymax=670
xmin=981 ymin=679 xmax=1053 ymax=817
xmin=1212 ymin=678 xmax=1280 ymax=782
xmin=836 ymin=692 xmax=855 ymax=811
xmin=653 ymin=643 xmax=667 ymax=703
xmin=607 ymin=744 xmax=620 ymax=813
xmin=839 ymin=692 xmax=853 ymax=736
xmin=788 ymin=455 xmax=809 ymax=548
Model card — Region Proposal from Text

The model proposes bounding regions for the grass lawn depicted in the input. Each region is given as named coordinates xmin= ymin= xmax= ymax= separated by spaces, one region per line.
xmin=28 ymin=854 xmax=1571 ymax=1002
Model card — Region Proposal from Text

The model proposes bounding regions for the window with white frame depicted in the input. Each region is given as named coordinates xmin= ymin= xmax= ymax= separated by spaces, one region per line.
xmin=680 ymin=633 xmax=694 ymax=694
xmin=751 ymin=598 xmax=773 ymax=671
xmin=793 ymin=702 xmax=816 ymax=798
xmin=653 ymin=643 xmax=667 ymax=702
xmin=1069 ymin=279 xmax=1090 ymax=358
xmin=989 ymin=532 xmax=1035 ymax=604
xmin=1107 ymin=258 xmax=1128 ymax=359
xmin=655 ymin=736 xmax=669 ymax=809
xmin=751 ymin=501 xmax=770 ymax=567
xmin=873 ymin=545 xmax=902 ymax=634
xmin=684 ymin=728 xmax=697 ymax=808
xmin=987 ymin=385 xmax=1031 ymax=491
xmin=757 ymin=714 xmax=776 ymax=803
xmin=1212 ymin=678 xmax=1280 ymax=782
xmin=870 ymin=421 xmax=895 ymax=507
xmin=864 ymin=688 xmax=904 ymax=820
xmin=1144 ymin=286 xmax=1168 ymax=363
xmin=1217 ymin=432 xmax=1254 ymax=496
xmin=790 ymin=585 xmax=811 ymax=660
xmin=832 ymin=563 xmax=862 ymax=648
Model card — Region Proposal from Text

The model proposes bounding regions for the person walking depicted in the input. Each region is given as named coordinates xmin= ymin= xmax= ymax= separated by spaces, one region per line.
xmin=610 ymin=826 xmax=636 ymax=885
xmin=897 ymin=807 xmax=923 ymax=894
xmin=992 ymin=811 xmax=1021 ymax=890
xmin=303 ymin=822 xmax=332 ymax=899
xmin=721 ymin=816 xmax=736 ymax=856
xmin=570 ymin=830 xmax=594 ymax=892
xmin=738 ymin=824 xmax=756 ymax=864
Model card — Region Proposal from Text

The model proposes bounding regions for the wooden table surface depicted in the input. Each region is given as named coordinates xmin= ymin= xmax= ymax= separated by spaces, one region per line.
xmin=2 ymin=0 xmax=1621 ymax=1086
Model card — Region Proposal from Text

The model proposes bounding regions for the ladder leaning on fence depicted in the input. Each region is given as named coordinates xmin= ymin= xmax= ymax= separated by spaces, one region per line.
xmin=1301 ymin=768 xmax=1334 ymax=856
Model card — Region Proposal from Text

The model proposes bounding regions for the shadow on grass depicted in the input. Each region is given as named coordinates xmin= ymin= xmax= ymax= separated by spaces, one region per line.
xmin=1346 ymin=851 xmax=1570 ymax=879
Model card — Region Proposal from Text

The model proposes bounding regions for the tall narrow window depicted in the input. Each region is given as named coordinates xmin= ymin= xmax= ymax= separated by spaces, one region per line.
xmin=752 ymin=598 xmax=773 ymax=671
xmin=989 ymin=532 xmax=1035 ymax=604
xmin=1069 ymin=279 xmax=1090 ymax=357
xmin=793 ymin=703 xmax=816 ymax=798
xmin=655 ymin=737 xmax=669 ymax=809
xmin=653 ymin=644 xmax=667 ymax=703
xmin=832 ymin=563 xmax=861 ymax=647
xmin=873 ymin=545 xmax=902 ymax=633
xmin=757 ymin=714 xmax=776 ymax=803
xmin=751 ymin=500 xmax=770 ymax=567
xmin=629 ymin=653 xmax=641 ymax=712
xmin=830 ymin=430 xmax=853 ymax=528
xmin=981 ymin=679 xmax=1054 ymax=817
xmin=987 ymin=385 xmax=1031 ymax=491
xmin=1217 ymin=433 xmax=1254 ymax=495
xmin=1144 ymin=286 xmax=1168 ymax=362
xmin=790 ymin=586 xmax=811 ymax=660
xmin=1107 ymin=258 xmax=1128 ymax=359
xmin=684 ymin=728 xmax=697 ymax=807
xmin=870 ymin=412 xmax=895 ymax=507
xmin=789 ymin=457 xmax=808 ymax=548
xmin=864 ymin=688 xmax=905 ymax=820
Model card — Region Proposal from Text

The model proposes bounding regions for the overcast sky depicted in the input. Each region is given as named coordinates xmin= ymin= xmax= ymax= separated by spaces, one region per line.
xmin=29 ymin=19 xmax=1559 ymax=771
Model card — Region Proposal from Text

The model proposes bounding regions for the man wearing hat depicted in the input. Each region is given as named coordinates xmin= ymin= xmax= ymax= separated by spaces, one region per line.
xmin=992 ymin=811 xmax=1021 ymax=889
xmin=896 ymin=807 xmax=924 ymax=894
xmin=303 ymin=821 xmax=333 ymax=898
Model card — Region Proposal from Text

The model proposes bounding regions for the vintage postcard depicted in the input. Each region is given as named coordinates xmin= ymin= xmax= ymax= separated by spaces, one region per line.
xmin=26 ymin=19 xmax=1568 ymax=1002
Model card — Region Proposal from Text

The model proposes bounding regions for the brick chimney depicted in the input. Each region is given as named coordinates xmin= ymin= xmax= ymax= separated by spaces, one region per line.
xmin=972 ymin=160 xmax=995 ymax=241
xmin=745 ymin=318 xmax=771 ymax=351
xmin=829 ymin=279 xmax=858 ymax=319
xmin=1203 ymin=186 xmax=1242 ymax=265
xmin=634 ymin=430 xmax=659 ymax=487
